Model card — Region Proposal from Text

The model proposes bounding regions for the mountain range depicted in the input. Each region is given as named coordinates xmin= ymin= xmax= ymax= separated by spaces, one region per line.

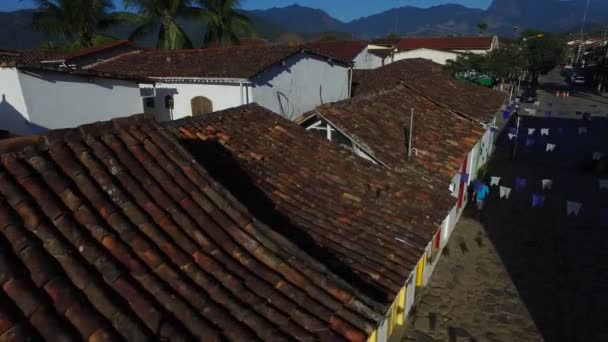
xmin=1 ymin=0 xmax=608 ymax=49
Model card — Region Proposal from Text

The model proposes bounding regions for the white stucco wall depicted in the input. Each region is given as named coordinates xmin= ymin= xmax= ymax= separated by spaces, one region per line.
xmin=393 ymin=49 xmax=460 ymax=65
xmin=0 ymin=67 xmax=37 ymax=135
xmin=252 ymin=53 xmax=349 ymax=121
xmin=18 ymin=69 xmax=144 ymax=130
xmin=353 ymin=47 xmax=383 ymax=70
xmin=141 ymin=81 xmax=249 ymax=121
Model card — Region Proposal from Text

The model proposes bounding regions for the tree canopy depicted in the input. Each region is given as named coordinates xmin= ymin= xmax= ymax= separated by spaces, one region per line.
xmin=445 ymin=29 xmax=564 ymax=82
xmin=32 ymin=0 xmax=118 ymax=48
xmin=199 ymin=0 xmax=253 ymax=47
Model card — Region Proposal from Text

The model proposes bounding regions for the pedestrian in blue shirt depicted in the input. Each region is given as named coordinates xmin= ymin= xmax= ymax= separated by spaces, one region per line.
xmin=475 ymin=181 xmax=490 ymax=210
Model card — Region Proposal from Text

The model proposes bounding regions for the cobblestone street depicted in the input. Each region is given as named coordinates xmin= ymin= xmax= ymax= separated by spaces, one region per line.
xmin=401 ymin=213 xmax=543 ymax=342
xmin=402 ymin=70 xmax=608 ymax=342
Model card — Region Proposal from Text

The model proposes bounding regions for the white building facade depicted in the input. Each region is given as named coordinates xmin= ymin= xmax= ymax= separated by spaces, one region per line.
xmin=0 ymin=67 xmax=145 ymax=135
xmin=137 ymin=51 xmax=351 ymax=122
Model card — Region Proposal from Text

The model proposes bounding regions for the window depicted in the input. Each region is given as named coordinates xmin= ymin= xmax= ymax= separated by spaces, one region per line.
xmin=164 ymin=95 xmax=174 ymax=109
xmin=191 ymin=96 xmax=213 ymax=116
xmin=144 ymin=97 xmax=155 ymax=108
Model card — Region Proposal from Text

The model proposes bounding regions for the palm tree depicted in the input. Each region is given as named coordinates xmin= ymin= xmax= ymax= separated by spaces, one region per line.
xmin=198 ymin=0 xmax=253 ymax=47
xmin=125 ymin=0 xmax=200 ymax=50
xmin=31 ymin=0 xmax=117 ymax=47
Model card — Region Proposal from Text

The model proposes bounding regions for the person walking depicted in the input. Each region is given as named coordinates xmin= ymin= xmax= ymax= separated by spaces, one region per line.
xmin=475 ymin=181 xmax=490 ymax=211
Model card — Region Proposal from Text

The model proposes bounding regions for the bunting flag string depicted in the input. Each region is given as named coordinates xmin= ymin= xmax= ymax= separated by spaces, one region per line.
xmin=490 ymin=177 xmax=501 ymax=186
xmin=599 ymin=179 xmax=608 ymax=190
xmin=528 ymin=128 xmax=536 ymax=135
xmin=578 ymin=126 xmax=588 ymax=135
xmin=508 ymin=133 xmax=517 ymax=141
xmin=541 ymin=128 xmax=549 ymax=136
xmin=499 ymin=186 xmax=512 ymax=199
xmin=546 ymin=143 xmax=556 ymax=152
xmin=567 ymin=201 xmax=582 ymax=216
xmin=542 ymin=179 xmax=553 ymax=190
xmin=545 ymin=111 xmax=552 ymax=117
xmin=515 ymin=178 xmax=527 ymax=190
xmin=532 ymin=194 xmax=545 ymax=208
xmin=503 ymin=110 xmax=510 ymax=120
xmin=593 ymin=152 xmax=604 ymax=161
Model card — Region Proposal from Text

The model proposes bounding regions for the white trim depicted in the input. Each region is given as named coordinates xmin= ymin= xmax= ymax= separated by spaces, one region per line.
xmin=151 ymin=76 xmax=251 ymax=84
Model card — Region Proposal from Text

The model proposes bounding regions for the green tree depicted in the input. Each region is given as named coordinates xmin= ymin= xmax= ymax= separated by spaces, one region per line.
xmin=125 ymin=0 xmax=200 ymax=50
xmin=445 ymin=48 xmax=527 ymax=82
xmin=31 ymin=0 xmax=117 ymax=47
xmin=198 ymin=0 xmax=253 ymax=47
xmin=477 ymin=22 xmax=488 ymax=34
xmin=519 ymin=29 xmax=564 ymax=78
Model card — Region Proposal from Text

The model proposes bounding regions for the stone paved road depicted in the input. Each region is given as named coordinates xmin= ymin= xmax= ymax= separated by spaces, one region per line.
xmin=401 ymin=70 xmax=608 ymax=342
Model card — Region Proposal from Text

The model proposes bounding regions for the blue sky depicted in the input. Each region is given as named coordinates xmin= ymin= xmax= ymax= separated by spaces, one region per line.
xmin=2 ymin=0 xmax=492 ymax=21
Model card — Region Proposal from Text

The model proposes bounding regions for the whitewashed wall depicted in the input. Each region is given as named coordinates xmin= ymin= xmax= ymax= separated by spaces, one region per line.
xmin=141 ymin=82 xmax=250 ymax=121
xmin=252 ymin=53 xmax=349 ymax=121
xmin=0 ymin=67 xmax=38 ymax=135
xmin=18 ymin=69 xmax=143 ymax=130
xmin=353 ymin=47 xmax=383 ymax=70
xmin=393 ymin=49 xmax=460 ymax=65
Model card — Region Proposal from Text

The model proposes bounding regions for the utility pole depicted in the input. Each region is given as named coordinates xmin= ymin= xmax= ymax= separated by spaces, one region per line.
xmin=512 ymin=115 xmax=522 ymax=160
xmin=576 ymin=0 xmax=591 ymax=64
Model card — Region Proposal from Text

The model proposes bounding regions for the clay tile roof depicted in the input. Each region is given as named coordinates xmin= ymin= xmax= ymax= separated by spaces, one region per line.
xmin=93 ymin=45 xmax=350 ymax=79
xmin=396 ymin=36 xmax=495 ymax=51
xmin=308 ymin=85 xmax=486 ymax=182
xmin=304 ymin=41 xmax=368 ymax=61
xmin=352 ymin=59 xmax=506 ymax=123
xmin=166 ymin=104 xmax=454 ymax=306
xmin=0 ymin=115 xmax=384 ymax=341
xmin=61 ymin=40 xmax=135 ymax=61
xmin=0 ymin=50 xmax=65 ymax=67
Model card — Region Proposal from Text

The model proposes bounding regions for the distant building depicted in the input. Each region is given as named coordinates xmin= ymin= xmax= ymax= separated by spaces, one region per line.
xmin=392 ymin=36 xmax=499 ymax=65
xmin=0 ymin=50 xmax=149 ymax=135
xmin=93 ymin=46 xmax=352 ymax=121
xmin=306 ymin=40 xmax=385 ymax=69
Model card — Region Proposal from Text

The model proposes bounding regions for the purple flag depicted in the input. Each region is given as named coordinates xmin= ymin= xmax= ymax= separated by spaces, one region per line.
xmin=545 ymin=111 xmax=552 ymax=117
xmin=547 ymin=102 xmax=553 ymax=107
xmin=509 ymin=127 xmax=517 ymax=135
xmin=558 ymin=128 xmax=564 ymax=134
xmin=532 ymin=194 xmax=545 ymax=208
xmin=525 ymin=138 xmax=535 ymax=147
xmin=515 ymin=178 xmax=527 ymax=190
xmin=460 ymin=173 xmax=469 ymax=183
xmin=503 ymin=110 xmax=510 ymax=119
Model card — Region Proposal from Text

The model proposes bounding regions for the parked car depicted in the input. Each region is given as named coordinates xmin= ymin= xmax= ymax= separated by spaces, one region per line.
xmin=571 ymin=75 xmax=586 ymax=85
xmin=518 ymin=88 xmax=538 ymax=103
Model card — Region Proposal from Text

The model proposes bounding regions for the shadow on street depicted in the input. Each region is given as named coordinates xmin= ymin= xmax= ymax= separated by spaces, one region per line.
xmin=479 ymin=115 xmax=608 ymax=341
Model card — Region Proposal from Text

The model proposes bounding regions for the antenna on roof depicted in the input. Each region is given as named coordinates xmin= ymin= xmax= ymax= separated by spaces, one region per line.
xmin=408 ymin=108 xmax=414 ymax=159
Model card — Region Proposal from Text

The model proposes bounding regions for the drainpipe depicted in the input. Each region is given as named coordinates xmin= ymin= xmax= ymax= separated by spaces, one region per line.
xmin=348 ymin=66 xmax=353 ymax=98
xmin=240 ymin=81 xmax=244 ymax=105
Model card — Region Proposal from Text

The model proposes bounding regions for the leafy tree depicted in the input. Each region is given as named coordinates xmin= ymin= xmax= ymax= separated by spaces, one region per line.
xmin=198 ymin=0 xmax=253 ymax=47
xmin=319 ymin=32 xmax=338 ymax=42
xmin=124 ymin=0 xmax=200 ymax=50
xmin=519 ymin=29 xmax=564 ymax=78
xmin=31 ymin=0 xmax=118 ymax=47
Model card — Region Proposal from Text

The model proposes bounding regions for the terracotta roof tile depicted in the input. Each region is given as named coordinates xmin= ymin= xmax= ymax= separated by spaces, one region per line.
xmin=352 ymin=59 xmax=506 ymax=123
xmin=396 ymin=36 xmax=495 ymax=51
xmin=306 ymin=85 xmax=486 ymax=183
xmin=166 ymin=104 xmax=454 ymax=307
xmin=0 ymin=115 xmax=382 ymax=341
xmin=93 ymin=45 xmax=351 ymax=79
xmin=305 ymin=41 xmax=367 ymax=61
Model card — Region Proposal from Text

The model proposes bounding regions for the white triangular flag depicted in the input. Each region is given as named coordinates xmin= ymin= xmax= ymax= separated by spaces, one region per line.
xmin=542 ymin=179 xmax=553 ymax=190
xmin=599 ymin=179 xmax=608 ymax=190
xmin=528 ymin=128 xmax=536 ymax=135
xmin=546 ymin=143 xmax=556 ymax=152
xmin=508 ymin=133 xmax=516 ymax=140
xmin=579 ymin=126 xmax=588 ymax=135
xmin=566 ymin=201 xmax=582 ymax=216
xmin=499 ymin=186 xmax=512 ymax=199
xmin=540 ymin=128 xmax=549 ymax=136
xmin=593 ymin=152 xmax=604 ymax=161
xmin=490 ymin=177 xmax=501 ymax=186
